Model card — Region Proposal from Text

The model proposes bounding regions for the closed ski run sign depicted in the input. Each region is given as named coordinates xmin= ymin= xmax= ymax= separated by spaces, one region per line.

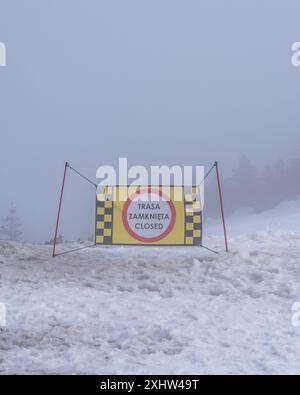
xmin=95 ymin=186 xmax=202 ymax=246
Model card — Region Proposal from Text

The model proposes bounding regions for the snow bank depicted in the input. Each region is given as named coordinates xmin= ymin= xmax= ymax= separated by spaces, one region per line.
xmin=1 ymin=201 xmax=300 ymax=374
xmin=206 ymin=196 xmax=300 ymax=236
xmin=0 ymin=237 xmax=300 ymax=374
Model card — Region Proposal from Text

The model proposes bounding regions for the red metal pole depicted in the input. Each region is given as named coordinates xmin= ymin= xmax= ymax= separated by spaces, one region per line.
xmin=52 ymin=162 xmax=68 ymax=257
xmin=215 ymin=161 xmax=229 ymax=252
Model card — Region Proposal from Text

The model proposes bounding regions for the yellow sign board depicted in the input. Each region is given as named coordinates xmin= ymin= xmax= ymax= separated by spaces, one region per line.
xmin=95 ymin=186 xmax=202 ymax=246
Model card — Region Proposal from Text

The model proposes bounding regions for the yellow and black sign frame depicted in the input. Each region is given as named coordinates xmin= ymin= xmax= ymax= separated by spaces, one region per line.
xmin=95 ymin=186 xmax=202 ymax=246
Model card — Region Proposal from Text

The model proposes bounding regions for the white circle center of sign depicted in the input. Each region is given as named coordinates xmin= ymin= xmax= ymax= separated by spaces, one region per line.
xmin=126 ymin=192 xmax=172 ymax=239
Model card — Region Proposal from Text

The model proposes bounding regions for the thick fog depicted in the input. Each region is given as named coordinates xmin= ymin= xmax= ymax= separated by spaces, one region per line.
xmin=0 ymin=1 xmax=300 ymax=242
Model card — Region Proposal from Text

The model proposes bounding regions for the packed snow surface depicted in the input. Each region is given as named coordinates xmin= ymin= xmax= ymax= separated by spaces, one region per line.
xmin=1 ymin=199 xmax=300 ymax=374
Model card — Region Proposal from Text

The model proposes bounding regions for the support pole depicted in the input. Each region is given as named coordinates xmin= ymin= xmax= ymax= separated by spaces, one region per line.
xmin=52 ymin=162 xmax=68 ymax=257
xmin=215 ymin=161 xmax=229 ymax=252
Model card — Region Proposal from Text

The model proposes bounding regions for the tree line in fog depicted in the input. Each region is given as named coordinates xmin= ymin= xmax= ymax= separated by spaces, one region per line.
xmin=206 ymin=149 xmax=300 ymax=217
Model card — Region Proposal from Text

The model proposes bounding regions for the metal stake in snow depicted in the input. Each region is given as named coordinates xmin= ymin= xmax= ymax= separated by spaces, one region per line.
xmin=215 ymin=161 xmax=229 ymax=252
xmin=52 ymin=162 xmax=97 ymax=257
xmin=52 ymin=162 xmax=68 ymax=257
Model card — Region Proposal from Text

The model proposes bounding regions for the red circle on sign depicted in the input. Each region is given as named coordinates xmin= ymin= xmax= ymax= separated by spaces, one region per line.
xmin=122 ymin=187 xmax=176 ymax=243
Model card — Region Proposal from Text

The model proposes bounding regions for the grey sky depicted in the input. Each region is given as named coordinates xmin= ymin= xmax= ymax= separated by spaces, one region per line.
xmin=0 ymin=1 xmax=300 ymax=242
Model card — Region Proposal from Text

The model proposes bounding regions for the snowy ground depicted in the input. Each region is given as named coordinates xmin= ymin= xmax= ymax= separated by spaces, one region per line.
xmin=1 ymin=200 xmax=300 ymax=374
